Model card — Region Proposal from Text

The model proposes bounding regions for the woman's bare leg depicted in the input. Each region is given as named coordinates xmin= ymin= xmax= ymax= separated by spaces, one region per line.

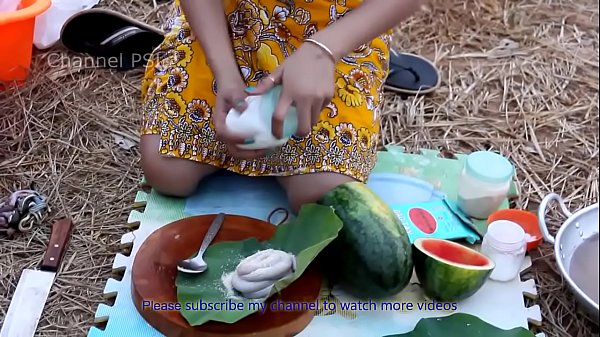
xmin=140 ymin=135 xmax=218 ymax=197
xmin=277 ymin=172 xmax=357 ymax=214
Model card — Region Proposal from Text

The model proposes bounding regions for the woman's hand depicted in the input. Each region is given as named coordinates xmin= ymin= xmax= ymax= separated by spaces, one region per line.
xmin=180 ymin=0 xmax=266 ymax=159
xmin=248 ymin=42 xmax=336 ymax=139
xmin=213 ymin=74 xmax=266 ymax=159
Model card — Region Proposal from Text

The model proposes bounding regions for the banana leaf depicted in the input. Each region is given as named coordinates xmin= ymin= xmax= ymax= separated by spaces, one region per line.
xmin=176 ymin=203 xmax=343 ymax=326
xmin=384 ymin=313 xmax=535 ymax=337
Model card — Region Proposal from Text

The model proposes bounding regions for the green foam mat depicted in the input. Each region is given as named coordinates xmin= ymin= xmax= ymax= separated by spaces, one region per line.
xmin=87 ymin=146 xmax=542 ymax=337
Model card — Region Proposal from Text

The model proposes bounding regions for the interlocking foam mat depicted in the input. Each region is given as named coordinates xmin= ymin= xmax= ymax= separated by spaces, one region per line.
xmin=87 ymin=146 xmax=544 ymax=337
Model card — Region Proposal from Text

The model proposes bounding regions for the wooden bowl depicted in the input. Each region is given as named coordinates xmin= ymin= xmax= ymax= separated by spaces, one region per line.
xmin=131 ymin=214 xmax=323 ymax=337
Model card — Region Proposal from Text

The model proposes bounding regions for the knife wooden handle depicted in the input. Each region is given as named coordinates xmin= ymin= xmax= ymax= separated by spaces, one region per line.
xmin=41 ymin=218 xmax=74 ymax=272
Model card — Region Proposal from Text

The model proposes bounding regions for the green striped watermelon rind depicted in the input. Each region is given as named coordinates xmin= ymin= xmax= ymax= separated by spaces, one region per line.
xmin=318 ymin=181 xmax=414 ymax=299
xmin=413 ymin=238 xmax=495 ymax=302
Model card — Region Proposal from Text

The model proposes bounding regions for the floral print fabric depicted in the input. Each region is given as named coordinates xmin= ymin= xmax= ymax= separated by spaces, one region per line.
xmin=141 ymin=0 xmax=391 ymax=182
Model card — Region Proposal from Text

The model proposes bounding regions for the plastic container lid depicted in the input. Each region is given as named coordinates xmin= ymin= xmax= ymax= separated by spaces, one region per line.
xmin=486 ymin=220 xmax=526 ymax=252
xmin=366 ymin=173 xmax=447 ymax=205
xmin=464 ymin=151 xmax=514 ymax=184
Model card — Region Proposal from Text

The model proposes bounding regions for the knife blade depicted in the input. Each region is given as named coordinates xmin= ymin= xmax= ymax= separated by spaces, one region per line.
xmin=0 ymin=218 xmax=74 ymax=337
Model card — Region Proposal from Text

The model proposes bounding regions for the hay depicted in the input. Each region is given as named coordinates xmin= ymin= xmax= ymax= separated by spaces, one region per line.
xmin=0 ymin=0 xmax=598 ymax=336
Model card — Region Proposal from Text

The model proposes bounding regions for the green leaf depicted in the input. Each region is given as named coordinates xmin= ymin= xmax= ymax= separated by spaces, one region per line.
xmin=175 ymin=203 xmax=343 ymax=326
xmin=383 ymin=313 xmax=535 ymax=337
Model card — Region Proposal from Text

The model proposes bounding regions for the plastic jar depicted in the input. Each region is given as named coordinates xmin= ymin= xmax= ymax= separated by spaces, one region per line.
xmin=457 ymin=151 xmax=514 ymax=219
xmin=225 ymin=85 xmax=298 ymax=150
xmin=481 ymin=220 xmax=526 ymax=282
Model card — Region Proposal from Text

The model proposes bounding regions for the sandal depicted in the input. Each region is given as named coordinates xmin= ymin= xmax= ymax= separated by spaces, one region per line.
xmin=60 ymin=8 xmax=165 ymax=71
xmin=384 ymin=50 xmax=441 ymax=95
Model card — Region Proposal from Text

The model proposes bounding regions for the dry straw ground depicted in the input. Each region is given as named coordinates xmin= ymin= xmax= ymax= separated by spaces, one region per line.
xmin=0 ymin=0 xmax=598 ymax=336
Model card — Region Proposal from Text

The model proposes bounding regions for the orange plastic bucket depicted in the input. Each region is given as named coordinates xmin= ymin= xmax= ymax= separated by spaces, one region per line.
xmin=0 ymin=0 xmax=51 ymax=85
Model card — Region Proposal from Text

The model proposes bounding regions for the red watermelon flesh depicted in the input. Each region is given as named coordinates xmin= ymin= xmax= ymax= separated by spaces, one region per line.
xmin=420 ymin=238 xmax=490 ymax=267
xmin=413 ymin=238 xmax=495 ymax=302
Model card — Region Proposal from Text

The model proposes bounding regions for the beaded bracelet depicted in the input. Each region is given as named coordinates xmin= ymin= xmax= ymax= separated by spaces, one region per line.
xmin=304 ymin=38 xmax=336 ymax=63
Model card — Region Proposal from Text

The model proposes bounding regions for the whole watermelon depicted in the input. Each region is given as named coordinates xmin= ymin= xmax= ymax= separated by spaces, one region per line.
xmin=318 ymin=181 xmax=413 ymax=299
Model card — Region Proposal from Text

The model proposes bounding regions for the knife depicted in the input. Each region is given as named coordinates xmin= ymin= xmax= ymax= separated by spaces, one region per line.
xmin=0 ymin=218 xmax=74 ymax=337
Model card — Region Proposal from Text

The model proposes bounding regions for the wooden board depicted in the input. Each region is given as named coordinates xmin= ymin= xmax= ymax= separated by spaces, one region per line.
xmin=130 ymin=214 xmax=323 ymax=337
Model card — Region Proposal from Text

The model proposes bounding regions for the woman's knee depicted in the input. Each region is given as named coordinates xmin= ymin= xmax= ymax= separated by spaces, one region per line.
xmin=277 ymin=172 xmax=358 ymax=213
xmin=140 ymin=135 xmax=217 ymax=197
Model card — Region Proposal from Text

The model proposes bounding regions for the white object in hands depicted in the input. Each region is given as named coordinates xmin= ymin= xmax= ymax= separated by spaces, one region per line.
xmin=225 ymin=85 xmax=298 ymax=150
xmin=33 ymin=0 xmax=99 ymax=49
xmin=0 ymin=0 xmax=20 ymax=12
xmin=231 ymin=249 xmax=296 ymax=299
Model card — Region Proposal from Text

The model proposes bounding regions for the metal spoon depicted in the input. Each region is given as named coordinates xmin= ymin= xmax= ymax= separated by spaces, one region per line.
xmin=177 ymin=213 xmax=225 ymax=274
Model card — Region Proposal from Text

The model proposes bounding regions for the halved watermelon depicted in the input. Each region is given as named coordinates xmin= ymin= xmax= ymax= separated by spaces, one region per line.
xmin=413 ymin=238 xmax=495 ymax=302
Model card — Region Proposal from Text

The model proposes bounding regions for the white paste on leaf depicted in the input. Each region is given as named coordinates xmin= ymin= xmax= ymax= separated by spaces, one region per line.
xmin=231 ymin=249 xmax=296 ymax=299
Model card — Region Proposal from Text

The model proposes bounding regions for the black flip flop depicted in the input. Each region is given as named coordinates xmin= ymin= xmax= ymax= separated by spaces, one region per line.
xmin=60 ymin=9 xmax=165 ymax=71
xmin=384 ymin=50 xmax=441 ymax=95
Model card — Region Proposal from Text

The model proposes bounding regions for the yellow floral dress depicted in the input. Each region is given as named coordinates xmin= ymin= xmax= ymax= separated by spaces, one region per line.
xmin=140 ymin=0 xmax=391 ymax=182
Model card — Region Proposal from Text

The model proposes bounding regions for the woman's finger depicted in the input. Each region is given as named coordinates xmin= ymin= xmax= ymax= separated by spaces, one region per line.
xmin=219 ymin=118 xmax=248 ymax=144
xmin=321 ymin=96 xmax=331 ymax=111
xmin=295 ymin=99 xmax=313 ymax=138
xmin=228 ymin=145 xmax=265 ymax=160
xmin=271 ymin=91 xmax=294 ymax=139
xmin=215 ymin=93 xmax=251 ymax=144
xmin=248 ymin=68 xmax=283 ymax=95
xmin=312 ymin=99 xmax=326 ymax=128
xmin=213 ymin=97 xmax=229 ymax=142
xmin=223 ymin=131 xmax=247 ymax=144
xmin=227 ymin=92 xmax=249 ymax=113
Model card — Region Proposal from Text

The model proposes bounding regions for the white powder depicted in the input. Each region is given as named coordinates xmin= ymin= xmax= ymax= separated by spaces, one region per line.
xmin=221 ymin=271 xmax=244 ymax=300
xmin=218 ymin=253 xmax=247 ymax=300
xmin=457 ymin=195 xmax=507 ymax=219
xmin=221 ymin=270 xmax=267 ymax=305
xmin=221 ymin=271 xmax=235 ymax=297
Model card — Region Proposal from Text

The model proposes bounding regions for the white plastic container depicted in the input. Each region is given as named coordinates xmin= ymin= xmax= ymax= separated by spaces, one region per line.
xmin=457 ymin=151 xmax=514 ymax=219
xmin=33 ymin=0 xmax=98 ymax=49
xmin=481 ymin=220 xmax=526 ymax=282
xmin=225 ymin=85 xmax=298 ymax=150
